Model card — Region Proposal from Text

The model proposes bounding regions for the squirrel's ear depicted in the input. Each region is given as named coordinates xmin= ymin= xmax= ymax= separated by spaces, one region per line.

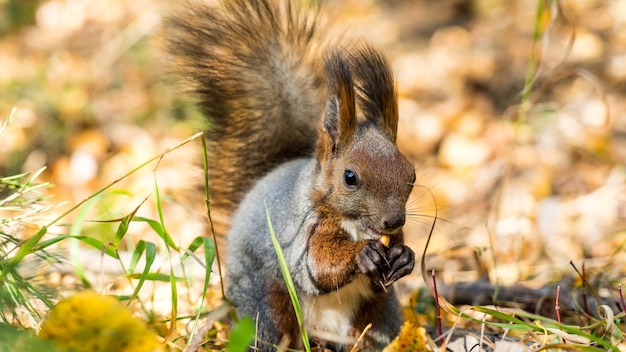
xmin=351 ymin=45 xmax=398 ymax=142
xmin=318 ymin=52 xmax=356 ymax=158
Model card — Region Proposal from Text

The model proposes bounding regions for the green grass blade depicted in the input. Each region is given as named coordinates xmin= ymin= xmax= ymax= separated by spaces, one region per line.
xmin=31 ymin=236 xmax=68 ymax=251
xmin=113 ymin=214 xmax=132 ymax=247
xmin=464 ymin=306 xmax=619 ymax=351
xmin=74 ymin=236 xmax=119 ymax=259
xmin=133 ymin=216 xmax=179 ymax=250
xmin=0 ymin=226 xmax=47 ymax=280
xmin=181 ymin=236 xmax=215 ymax=268
xmin=167 ymin=258 xmax=179 ymax=341
xmin=149 ymin=171 xmax=179 ymax=342
xmin=201 ymin=133 xmax=226 ymax=299
xmin=182 ymin=236 xmax=207 ymax=260
xmin=265 ymin=201 xmax=310 ymax=352
xmin=0 ymin=107 xmax=17 ymax=137
xmin=32 ymin=235 xmax=118 ymax=259
xmin=126 ymin=272 xmax=185 ymax=282
xmin=68 ymin=195 xmax=103 ymax=287
xmin=128 ymin=239 xmax=146 ymax=274
xmin=128 ymin=240 xmax=157 ymax=302
xmin=517 ymin=0 xmax=545 ymax=125
xmin=227 ymin=316 xmax=255 ymax=352
xmin=0 ymin=167 xmax=50 ymax=208
xmin=25 ymin=167 xmax=47 ymax=189
xmin=151 ymin=172 xmax=179 ymax=250
xmin=44 ymin=132 xmax=204 ymax=227
xmin=113 ymin=196 xmax=149 ymax=247
xmin=201 ymin=237 xmax=215 ymax=290
xmin=185 ymin=236 xmax=216 ymax=348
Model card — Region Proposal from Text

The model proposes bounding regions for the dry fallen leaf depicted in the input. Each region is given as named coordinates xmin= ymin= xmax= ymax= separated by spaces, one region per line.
xmin=383 ymin=321 xmax=433 ymax=352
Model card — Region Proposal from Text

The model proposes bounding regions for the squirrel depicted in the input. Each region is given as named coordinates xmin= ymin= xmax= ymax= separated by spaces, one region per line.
xmin=167 ymin=0 xmax=416 ymax=350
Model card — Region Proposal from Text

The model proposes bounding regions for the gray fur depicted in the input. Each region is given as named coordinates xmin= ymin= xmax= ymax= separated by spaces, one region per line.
xmin=226 ymin=159 xmax=318 ymax=348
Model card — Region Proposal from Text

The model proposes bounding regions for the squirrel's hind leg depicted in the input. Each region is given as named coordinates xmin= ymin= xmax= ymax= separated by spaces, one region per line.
xmin=351 ymin=288 xmax=404 ymax=350
xmin=230 ymin=277 xmax=302 ymax=351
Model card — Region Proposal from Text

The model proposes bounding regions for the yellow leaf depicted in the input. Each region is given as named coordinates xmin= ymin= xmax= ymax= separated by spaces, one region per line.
xmin=383 ymin=321 xmax=433 ymax=352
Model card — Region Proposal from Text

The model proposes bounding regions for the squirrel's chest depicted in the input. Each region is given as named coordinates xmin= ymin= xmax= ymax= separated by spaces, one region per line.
xmin=301 ymin=276 xmax=373 ymax=344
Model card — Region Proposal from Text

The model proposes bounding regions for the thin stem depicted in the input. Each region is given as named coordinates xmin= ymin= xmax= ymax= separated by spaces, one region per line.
xmin=432 ymin=269 xmax=443 ymax=341
xmin=201 ymin=136 xmax=226 ymax=300
xmin=45 ymin=132 xmax=204 ymax=227
xmin=555 ymin=285 xmax=561 ymax=325
xmin=582 ymin=261 xmax=589 ymax=316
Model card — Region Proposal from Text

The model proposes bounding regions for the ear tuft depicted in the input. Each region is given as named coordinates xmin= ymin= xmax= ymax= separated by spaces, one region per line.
xmin=349 ymin=44 xmax=398 ymax=142
xmin=319 ymin=51 xmax=357 ymax=156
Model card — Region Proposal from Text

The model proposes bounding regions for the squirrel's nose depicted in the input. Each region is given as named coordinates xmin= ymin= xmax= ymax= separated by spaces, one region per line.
xmin=383 ymin=213 xmax=405 ymax=232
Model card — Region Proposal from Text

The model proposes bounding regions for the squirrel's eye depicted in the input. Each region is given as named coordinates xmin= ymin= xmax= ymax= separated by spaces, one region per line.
xmin=344 ymin=169 xmax=358 ymax=187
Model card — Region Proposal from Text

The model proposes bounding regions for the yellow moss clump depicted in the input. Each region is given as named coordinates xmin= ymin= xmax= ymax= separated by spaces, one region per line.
xmin=39 ymin=290 xmax=161 ymax=352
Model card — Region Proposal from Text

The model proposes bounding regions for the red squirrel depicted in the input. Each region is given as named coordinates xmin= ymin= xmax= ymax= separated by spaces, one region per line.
xmin=168 ymin=0 xmax=416 ymax=350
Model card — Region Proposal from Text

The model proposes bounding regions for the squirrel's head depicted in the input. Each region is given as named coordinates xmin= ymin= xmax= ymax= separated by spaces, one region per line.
xmin=313 ymin=45 xmax=415 ymax=242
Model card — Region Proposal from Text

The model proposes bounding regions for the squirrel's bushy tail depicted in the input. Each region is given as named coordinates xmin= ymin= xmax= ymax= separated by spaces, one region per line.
xmin=167 ymin=0 xmax=331 ymax=236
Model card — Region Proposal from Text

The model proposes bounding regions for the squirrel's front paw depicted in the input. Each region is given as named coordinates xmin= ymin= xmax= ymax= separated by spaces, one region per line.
xmin=357 ymin=241 xmax=415 ymax=288
xmin=357 ymin=241 xmax=389 ymax=287
xmin=383 ymin=243 xmax=415 ymax=286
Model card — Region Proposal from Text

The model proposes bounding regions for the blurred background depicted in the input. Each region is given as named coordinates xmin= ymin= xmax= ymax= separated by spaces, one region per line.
xmin=1 ymin=0 xmax=625 ymax=297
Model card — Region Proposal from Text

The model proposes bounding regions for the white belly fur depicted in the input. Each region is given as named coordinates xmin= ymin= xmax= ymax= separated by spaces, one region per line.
xmin=302 ymin=276 xmax=374 ymax=344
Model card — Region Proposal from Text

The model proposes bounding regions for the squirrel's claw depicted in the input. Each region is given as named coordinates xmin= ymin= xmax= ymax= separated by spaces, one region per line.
xmin=383 ymin=244 xmax=415 ymax=286
xmin=358 ymin=241 xmax=414 ymax=288
xmin=358 ymin=241 xmax=388 ymax=285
